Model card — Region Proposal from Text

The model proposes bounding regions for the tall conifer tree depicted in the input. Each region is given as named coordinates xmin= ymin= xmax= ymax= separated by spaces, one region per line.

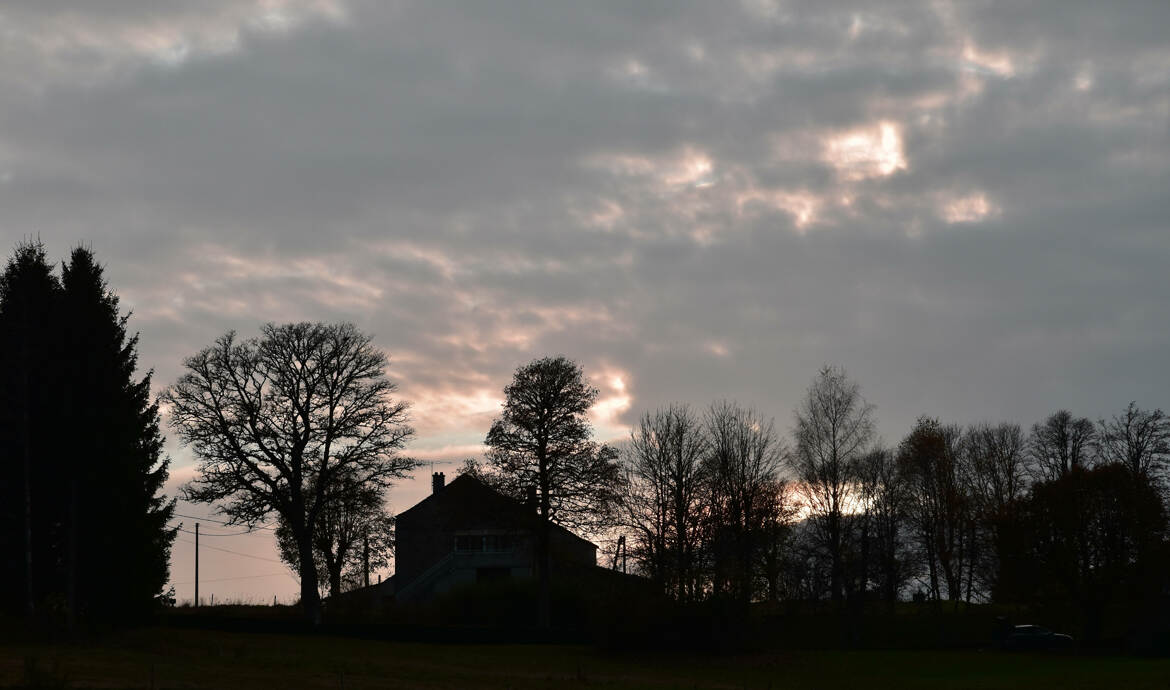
xmin=0 ymin=241 xmax=175 ymax=619
xmin=0 ymin=240 xmax=62 ymax=616
xmin=61 ymin=247 xmax=176 ymax=620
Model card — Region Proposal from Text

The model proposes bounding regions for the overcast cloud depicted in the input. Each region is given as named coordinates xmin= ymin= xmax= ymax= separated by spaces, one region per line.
xmin=2 ymin=0 xmax=1168 ymax=601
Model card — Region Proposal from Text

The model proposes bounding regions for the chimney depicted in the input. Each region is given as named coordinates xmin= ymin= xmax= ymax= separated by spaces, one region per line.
xmin=525 ymin=485 xmax=537 ymax=512
xmin=432 ymin=471 xmax=445 ymax=495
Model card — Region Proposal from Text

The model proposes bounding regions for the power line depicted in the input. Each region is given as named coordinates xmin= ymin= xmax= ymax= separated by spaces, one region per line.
xmin=175 ymin=536 xmax=284 ymax=564
xmin=169 ymin=522 xmax=264 ymax=537
xmin=173 ymin=512 xmax=276 ymax=531
xmin=171 ymin=571 xmax=294 ymax=586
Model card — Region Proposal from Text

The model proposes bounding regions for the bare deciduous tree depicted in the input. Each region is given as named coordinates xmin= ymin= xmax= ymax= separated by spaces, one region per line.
xmin=960 ymin=422 xmax=1028 ymax=601
xmin=275 ymin=473 xmax=395 ymax=598
xmin=789 ymin=365 xmax=875 ymax=604
xmin=162 ymin=322 xmax=417 ymax=622
xmin=964 ymin=423 xmax=1028 ymax=516
xmin=854 ymin=446 xmax=907 ymax=607
xmin=1097 ymin=402 xmax=1170 ymax=481
xmin=618 ymin=405 xmax=708 ymax=600
xmin=899 ymin=417 xmax=971 ymax=606
xmin=1028 ymin=410 xmax=1096 ymax=482
xmin=757 ymin=479 xmax=799 ymax=603
xmin=704 ymin=401 xmax=786 ymax=603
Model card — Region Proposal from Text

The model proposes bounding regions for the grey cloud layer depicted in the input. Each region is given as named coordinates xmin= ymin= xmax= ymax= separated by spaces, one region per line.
xmin=2 ymin=1 xmax=1168 ymax=471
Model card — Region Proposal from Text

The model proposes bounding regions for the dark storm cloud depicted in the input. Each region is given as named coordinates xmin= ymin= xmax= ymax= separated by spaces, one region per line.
xmin=2 ymin=0 xmax=1168 ymax=597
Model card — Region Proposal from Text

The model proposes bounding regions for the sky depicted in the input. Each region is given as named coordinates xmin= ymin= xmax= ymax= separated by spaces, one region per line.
xmin=2 ymin=1 xmax=1168 ymax=603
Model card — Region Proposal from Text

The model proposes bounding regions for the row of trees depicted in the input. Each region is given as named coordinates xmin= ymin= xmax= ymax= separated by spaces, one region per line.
xmin=0 ymin=241 xmax=176 ymax=622
xmin=432 ymin=355 xmax=1167 ymax=640
xmin=615 ymin=365 xmax=1170 ymax=641
xmin=7 ymin=233 xmax=1157 ymax=638
xmin=160 ymin=317 xmax=1166 ymax=640
xmin=616 ymin=401 xmax=789 ymax=604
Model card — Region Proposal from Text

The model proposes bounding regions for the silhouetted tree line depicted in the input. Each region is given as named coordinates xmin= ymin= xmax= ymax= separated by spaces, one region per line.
xmin=616 ymin=366 xmax=1170 ymax=644
xmin=457 ymin=358 xmax=1169 ymax=646
xmin=0 ymin=241 xmax=176 ymax=623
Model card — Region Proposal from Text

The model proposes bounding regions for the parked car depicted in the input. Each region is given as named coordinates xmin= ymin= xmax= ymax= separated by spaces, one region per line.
xmin=1001 ymin=625 xmax=1075 ymax=651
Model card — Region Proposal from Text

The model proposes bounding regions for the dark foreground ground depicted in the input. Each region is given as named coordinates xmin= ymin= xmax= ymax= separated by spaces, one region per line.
xmin=3 ymin=626 xmax=1170 ymax=689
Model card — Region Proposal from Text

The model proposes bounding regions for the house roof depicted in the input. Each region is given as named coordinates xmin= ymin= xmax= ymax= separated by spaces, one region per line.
xmin=396 ymin=473 xmax=597 ymax=550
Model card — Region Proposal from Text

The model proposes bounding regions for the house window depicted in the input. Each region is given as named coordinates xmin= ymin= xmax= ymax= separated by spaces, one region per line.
xmin=454 ymin=533 xmax=515 ymax=553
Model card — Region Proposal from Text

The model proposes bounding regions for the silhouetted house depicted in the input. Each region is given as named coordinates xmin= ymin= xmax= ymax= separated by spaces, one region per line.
xmin=391 ymin=472 xmax=597 ymax=601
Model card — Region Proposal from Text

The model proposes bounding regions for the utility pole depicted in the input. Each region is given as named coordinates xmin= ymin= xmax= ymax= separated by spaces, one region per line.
xmin=64 ymin=363 xmax=76 ymax=633
xmin=611 ymin=535 xmax=626 ymax=571
xmin=194 ymin=523 xmax=199 ymax=608
xmin=66 ymin=476 xmax=76 ymax=632
xmin=20 ymin=316 xmax=34 ymax=617
xmin=362 ymin=533 xmax=370 ymax=588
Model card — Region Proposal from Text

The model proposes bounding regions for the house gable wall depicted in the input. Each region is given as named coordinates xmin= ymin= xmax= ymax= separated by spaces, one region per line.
xmin=394 ymin=475 xmax=598 ymax=598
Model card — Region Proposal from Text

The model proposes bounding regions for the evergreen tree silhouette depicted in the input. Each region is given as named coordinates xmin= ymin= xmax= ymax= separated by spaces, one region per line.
xmin=61 ymin=247 xmax=176 ymax=620
xmin=0 ymin=240 xmax=63 ymax=616
xmin=0 ymin=241 xmax=175 ymax=621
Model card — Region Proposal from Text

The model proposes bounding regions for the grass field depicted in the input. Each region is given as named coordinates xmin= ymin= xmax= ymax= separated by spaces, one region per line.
xmin=3 ymin=626 xmax=1168 ymax=689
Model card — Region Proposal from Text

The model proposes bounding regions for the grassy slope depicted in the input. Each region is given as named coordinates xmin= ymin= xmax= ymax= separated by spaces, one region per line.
xmin=2 ymin=627 xmax=1168 ymax=689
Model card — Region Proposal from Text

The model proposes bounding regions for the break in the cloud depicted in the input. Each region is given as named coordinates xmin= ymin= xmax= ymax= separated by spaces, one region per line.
xmin=3 ymin=0 xmax=1169 ymax=601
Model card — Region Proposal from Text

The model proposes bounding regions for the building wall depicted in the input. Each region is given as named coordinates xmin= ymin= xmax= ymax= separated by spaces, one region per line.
xmin=549 ymin=527 xmax=597 ymax=568
xmin=395 ymin=476 xmax=597 ymax=598
xmin=396 ymin=478 xmax=536 ymax=588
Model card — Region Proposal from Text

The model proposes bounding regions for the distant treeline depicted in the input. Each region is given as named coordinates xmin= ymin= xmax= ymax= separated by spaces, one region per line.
xmin=613 ymin=366 xmax=1169 ymax=645
xmin=0 ymin=241 xmax=175 ymax=623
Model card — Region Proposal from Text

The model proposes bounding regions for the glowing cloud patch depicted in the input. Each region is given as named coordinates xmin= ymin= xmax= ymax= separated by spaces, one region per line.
xmin=664 ymin=150 xmax=716 ymax=188
xmin=152 ymin=244 xmax=387 ymax=319
xmin=585 ymin=147 xmax=717 ymax=191
xmin=407 ymin=387 xmax=504 ymax=439
xmin=589 ymin=368 xmax=633 ymax=441
xmin=1074 ymin=67 xmax=1094 ymax=92
xmin=941 ymin=192 xmax=1000 ymax=224
xmin=736 ymin=187 xmax=823 ymax=231
xmin=823 ymin=121 xmax=907 ymax=180
xmin=705 ymin=341 xmax=731 ymax=358
xmin=961 ymin=41 xmax=1016 ymax=79
xmin=580 ymin=199 xmax=625 ymax=231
